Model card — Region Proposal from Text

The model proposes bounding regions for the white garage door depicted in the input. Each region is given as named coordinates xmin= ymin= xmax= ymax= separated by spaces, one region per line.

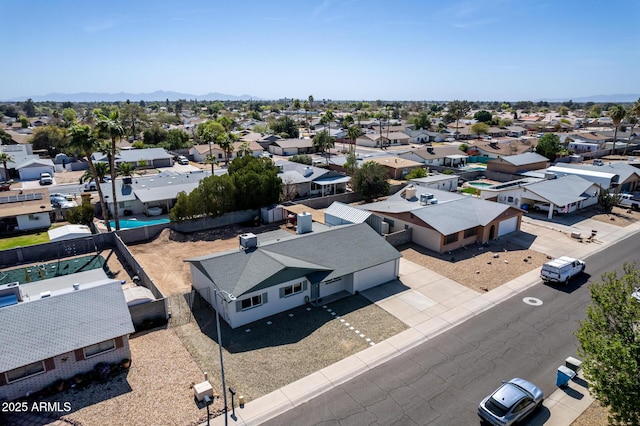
xmin=498 ymin=216 xmax=518 ymax=236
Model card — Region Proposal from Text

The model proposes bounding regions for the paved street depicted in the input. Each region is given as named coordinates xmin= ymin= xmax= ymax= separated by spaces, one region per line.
xmin=260 ymin=235 xmax=638 ymax=425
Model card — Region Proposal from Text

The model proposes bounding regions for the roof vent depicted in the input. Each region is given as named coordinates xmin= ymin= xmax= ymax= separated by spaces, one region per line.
xmin=40 ymin=291 xmax=51 ymax=298
xmin=73 ymin=283 xmax=80 ymax=290
xmin=303 ymin=166 xmax=313 ymax=177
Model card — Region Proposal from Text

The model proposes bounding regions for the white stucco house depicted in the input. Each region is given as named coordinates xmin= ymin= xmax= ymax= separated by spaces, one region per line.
xmin=186 ymin=222 xmax=401 ymax=329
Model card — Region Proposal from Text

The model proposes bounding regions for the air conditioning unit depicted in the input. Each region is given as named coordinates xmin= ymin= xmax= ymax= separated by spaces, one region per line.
xmin=239 ymin=233 xmax=258 ymax=249
xmin=380 ymin=221 xmax=390 ymax=235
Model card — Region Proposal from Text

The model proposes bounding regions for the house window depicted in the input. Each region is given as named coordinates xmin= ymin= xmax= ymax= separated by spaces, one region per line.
xmin=241 ymin=294 xmax=263 ymax=310
xmin=118 ymin=201 xmax=132 ymax=208
xmin=444 ymin=233 xmax=459 ymax=244
xmin=507 ymin=196 xmax=514 ymax=203
xmin=6 ymin=360 xmax=45 ymax=383
xmin=28 ymin=214 xmax=39 ymax=221
xmin=283 ymin=281 xmax=303 ymax=297
xmin=84 ymin=339 xmax=116 ymax=358
xmin=217 ymin=153 xmax=223 ymax=159
xmin=464 ymin=227 xmax=477 ymax=238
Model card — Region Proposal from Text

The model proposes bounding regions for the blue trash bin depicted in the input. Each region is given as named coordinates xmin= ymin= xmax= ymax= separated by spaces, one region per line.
xmin=556 ymin=365 xmax=575 ymax=388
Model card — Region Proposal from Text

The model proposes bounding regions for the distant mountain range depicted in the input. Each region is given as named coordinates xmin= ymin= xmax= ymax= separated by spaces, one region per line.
xmin=4 ymin=90 xmax=258 ymax=102
xmin=538 ymin=94 xmax=639 ymax=103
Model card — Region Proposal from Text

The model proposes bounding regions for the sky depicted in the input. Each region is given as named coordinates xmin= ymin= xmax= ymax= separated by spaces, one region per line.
xmin=1 ymin=0 xmax=639 ymax=101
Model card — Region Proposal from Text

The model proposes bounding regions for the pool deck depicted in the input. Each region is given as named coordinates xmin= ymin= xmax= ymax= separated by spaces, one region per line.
xmin=94 ymin=214 xmax=170 ymax=231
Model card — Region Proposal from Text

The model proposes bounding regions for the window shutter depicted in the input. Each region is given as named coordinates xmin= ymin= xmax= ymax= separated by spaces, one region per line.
xmin=279 ymin=287 xmax=285 ymax=298
xmin=235 ymin=300 xmax=242 ymax=312
xmin=74 ymin=349 xmax=85 ymax=361
xmin=44 ymin=358 xmax=55 ymax=371
xmin=262 ymin=292 xmax=268 ymax=303
xmin=114 ymin=336 xmax=124 ymax=349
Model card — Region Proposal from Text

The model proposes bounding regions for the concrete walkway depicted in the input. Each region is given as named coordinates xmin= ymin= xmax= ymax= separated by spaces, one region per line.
xmin=211 ymin=218 xmax=640 ymax=425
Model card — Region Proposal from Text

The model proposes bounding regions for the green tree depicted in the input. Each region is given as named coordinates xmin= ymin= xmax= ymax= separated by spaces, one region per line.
xmin=352 ymin=161 xmax=390 ymax=202
xmin=410 ymin=111 xmax=432 ymax=130
xmin=447 ymin=100 xmax=470 ymax=140
xmin=227 ymin=155 xmax=282 ymax=210
xmin=0 ymin=129 xmax=12 ymax=144
xmin=312 ymin=130 xmax=335 ymax=165
xmin=237 ymin=141 xmax=253 ymax=158
xmin=608 ymin=105 xmax=626 ymax=154
xmin=471 ymin=122 xmax=489 ymax=138
xmin=22 ymin=98 xmax=36 ymax=117
xmin=65 ymin=198 xmax=95 ymax=226
xmin=473 ymin=110 xmax=492 ymax=123
xmin=120 ymin=103 xmax=146 ymax=139
xmin=19 ymin=116 xmax=30 ymax=128
xmin=344 ymin=151 xmax=358 ymax=176
xmin=96 ymin=110 xmax=125 ymax=231
xmin=270 ymin=116 xmax=299 ymax=138
xmin=61 ymin=108 xmax=77 ymax=126
xmin=166 ymin=128 xmax=190 ymax=150
xmin=587 ymin=104 xmax=603 ymax=118
xmin=116 ymin=162 xmax=135 ymax=177
xmin=0 ymin=152 xmax=14 ymax=182
xmin=289 ymin=154 xmax=312 ymax=165
xmin=404 ymin=168 xmax=428 ymax=180
xmin=346 ymin=125 xmax=362 ymax=153
xmin=81 ymin=161 xmax=110 ymax=184
xmin=67 ymin=124 xmax=111 ymax=231
xmin=535 ymin=133 xmax=562 ymax=161
xmin=576 ymin=263 xmax=640 ymax=425
xmin=557 ymin=106 xmax=570 ymax=116
xmin=143 ymin=124 xmax=168 ymax=145
xmin=30 ymin=125 xmax=66 ymax=152
xmin=597 ymin=190 xmax=621 ymax=213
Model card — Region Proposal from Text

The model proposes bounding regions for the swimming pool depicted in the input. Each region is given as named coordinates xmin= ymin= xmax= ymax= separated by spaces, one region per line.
xmin=468 ymin=181 xmax=495 ymax=188
xmin=110 ymin=218 xmax=170 ymax=229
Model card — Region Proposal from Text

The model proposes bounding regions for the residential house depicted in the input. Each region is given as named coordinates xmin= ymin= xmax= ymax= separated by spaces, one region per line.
xmin=189 ymin=141 xmax=263 ymax=163
xmin=186 ymin=222 xmax=401 ymax=329
xmin=365 ymin=156 xmax=424 ymax=179
xmin=0 ymin=144 xmax=40 ymax=181
xmin=399 ymin=145 xmax=468 ymax=168
xmin=360 ymin=185 xmax=522 ymax=253
xmin=480 ymin=175 xmax=600 ymax=219
xmin=268 ymin=139 xmax=316 ymax=156
xmin=355 ymin=132 xmax=410 ymax=148
xmin=409 ymin=174 xmax=459 ymax=192
xmin=323 ymin=201 xmax=384 ymax=233
xmin=486 ymin=152 xmax=549 ymax=174
xmin=545 ymin=165 xmax=619 ymax=190
xmin=0 ymin=278 xmax=134 ymax=401
xmin=99 ymin=170 xmax=210 ymax=217
xmin=16 ymin=159 xmax=55 ymax=181
xmin=0 ymin=188 xmax=52 ymax=233
xmin=467 ymin=139 xmax=536 ymax=159
xmin=238 ymin=132 xmax=282 ymax=150
xmin=276 ymin=161 xmax=350 ymax=198
xmin=505 ymin=126 xmax=529 ymax=137
xmin=92 ymin=148 xmax=173 ymax=169
xmin=555 ymin=162 xmax=640 ymax=193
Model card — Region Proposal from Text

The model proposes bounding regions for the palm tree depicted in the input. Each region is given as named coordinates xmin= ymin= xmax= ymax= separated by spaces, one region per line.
xmin=293 ymin=99 xmax=301 ymax=133
xmin=116 ymin=162 xmax=135 ymax=177
xmin=237 ymin=141 xmax=253 ymax=158
xmin=320 ymin=109 xmax=335 ymax=144
xmin=205 ymin=154 xmax=219 ymax=175
xmin=623 ymin=98 xmax=640 ymax=155
xmin=80 ymin=161 xmax=110 ymax=183
xmin=346 ymin=125 xmax=362 ymax=153
xmin=67 ymin=124 xmax=112 ymax=231
xmin=447 ymin=100 xmax=470 ymax=140
xmin=608 ymin=105 xmax=626 ymax=154
xmin=0 ymin=152 xmax=13 ymax=182
xmin=312 ymin=130 xmax=334 ymax=165
xmin=96 ymin=110 xmax=125 ymax=231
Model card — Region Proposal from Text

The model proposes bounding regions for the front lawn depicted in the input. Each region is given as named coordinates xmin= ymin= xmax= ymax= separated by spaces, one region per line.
xmin=0 ymin=231 xmax=50 ymax=250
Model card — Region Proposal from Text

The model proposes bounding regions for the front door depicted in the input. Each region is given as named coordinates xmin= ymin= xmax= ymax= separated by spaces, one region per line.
xmin=310 ymin=282 xmax=319 ymax=303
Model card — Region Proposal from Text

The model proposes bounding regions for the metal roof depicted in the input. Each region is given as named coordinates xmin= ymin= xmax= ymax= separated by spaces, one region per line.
xmin=324 ymin=202 xmax=372 ymax=224
xmin=0 ymin=281 xmax=134 ymax=372
xmin=495 ymin=152 xmax=549 ymax=166
xmin=186 ymin=223 xmax=400 ymax=298
xmin=522 ymin=175 xmax=597 ymax=206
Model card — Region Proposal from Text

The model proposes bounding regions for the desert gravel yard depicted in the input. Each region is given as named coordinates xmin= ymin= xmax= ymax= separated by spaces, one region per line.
xmin=399 ymin=240 xmax=550 ymax=292
xmin=43 ymin=329 xmax=212 ymax=426
xmin=173 ymin=293 xmax=408 ymax=404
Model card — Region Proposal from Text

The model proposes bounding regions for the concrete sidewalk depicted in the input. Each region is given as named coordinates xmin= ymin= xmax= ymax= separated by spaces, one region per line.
xmin=211 ymin=219 xmax=640 ymax=426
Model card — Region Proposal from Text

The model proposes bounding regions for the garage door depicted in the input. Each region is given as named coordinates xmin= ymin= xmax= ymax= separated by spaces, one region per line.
xmin=498 ymin=216 xmax=518 ymax=237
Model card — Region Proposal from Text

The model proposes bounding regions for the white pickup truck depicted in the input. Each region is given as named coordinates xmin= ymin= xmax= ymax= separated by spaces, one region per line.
xmin=617 ymin=193 xmax=640 ymax=211
xmin=541 ymin=256 xmax=585 ymax=284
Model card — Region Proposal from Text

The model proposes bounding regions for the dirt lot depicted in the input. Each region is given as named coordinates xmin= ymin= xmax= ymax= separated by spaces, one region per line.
xmin=587 ymin=205 xmax=640 ymax=226
xmin=127 ymin=224 xmax=292 ymax=295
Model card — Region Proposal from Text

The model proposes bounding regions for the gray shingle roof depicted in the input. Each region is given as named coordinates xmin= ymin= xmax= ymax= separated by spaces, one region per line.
xmin=495 ymin=152 xmax=549 ymax=166
xmin=0 ymin=281 xmax=134 ymax=372
xmin=412 ymin=197 xmax=511 ymax=235
xmin=186 ymin=223 xmax=400 ymax=298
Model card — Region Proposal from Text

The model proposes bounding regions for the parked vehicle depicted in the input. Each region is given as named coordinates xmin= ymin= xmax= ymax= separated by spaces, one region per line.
xmin=532 ymin=202 xmax=567 ymax=214
xmin=478 ymin=377 xmax=544 ymax=426
xmin=39 ymin=172 xmax=53 ymax=185
xmin=0 ymin=181 xmax=11 ymax=191
xmin=617 ymin=193 xmax=640 ymax=211
xmin=84 ymin=177 xmax=111 ymax=191
xmin=177 ymin=155 xmax=189 ymax=165
xmin=541 ymin=256 xmax=585 ymax=284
